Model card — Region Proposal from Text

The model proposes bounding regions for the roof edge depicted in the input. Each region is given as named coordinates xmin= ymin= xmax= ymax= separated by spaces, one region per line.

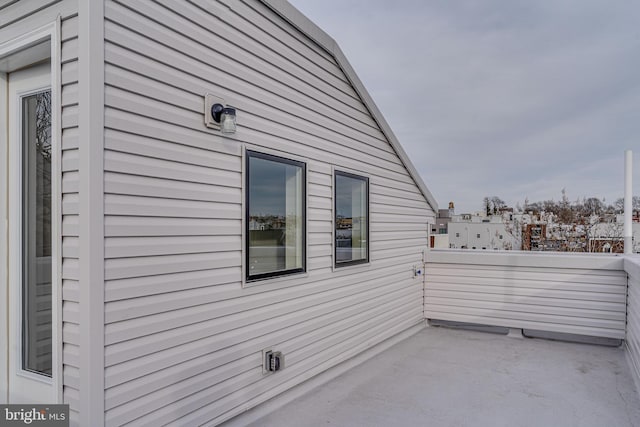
xmin=261 ymin=0 xmax=439 ymax=213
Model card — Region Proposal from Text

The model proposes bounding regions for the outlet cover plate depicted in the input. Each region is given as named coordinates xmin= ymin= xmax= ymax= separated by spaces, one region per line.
xmin=262 ymin=348 xmax=272 ymax=375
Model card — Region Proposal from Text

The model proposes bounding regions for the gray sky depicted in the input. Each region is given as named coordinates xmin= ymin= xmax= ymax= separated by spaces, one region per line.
xmin=288 ymin=0 xmax=640 ymax=214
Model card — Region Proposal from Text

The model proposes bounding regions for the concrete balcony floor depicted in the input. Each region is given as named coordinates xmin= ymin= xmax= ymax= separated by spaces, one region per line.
xmin=248 ymin=326 xmax=640 ymax=427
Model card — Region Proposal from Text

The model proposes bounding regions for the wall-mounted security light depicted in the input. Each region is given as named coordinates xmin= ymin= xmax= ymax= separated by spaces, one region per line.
xmin=204 ymin=93 xmax=237 ymax=134
xmin=212 ymin=104 xmax=237 ymax=134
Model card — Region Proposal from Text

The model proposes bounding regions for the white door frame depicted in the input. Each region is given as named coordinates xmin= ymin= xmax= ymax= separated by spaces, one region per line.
xmin=0 ymin=20 xmax=61 ymax=404
xmin=9 ymin=64 xmax=54 ymax=403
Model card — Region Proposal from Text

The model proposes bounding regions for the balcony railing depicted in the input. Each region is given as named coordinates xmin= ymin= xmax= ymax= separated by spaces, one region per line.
xmin=425 ymin=249 xmax=640 ymax=385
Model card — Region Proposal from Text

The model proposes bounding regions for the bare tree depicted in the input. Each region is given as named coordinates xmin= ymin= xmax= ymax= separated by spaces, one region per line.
xmin=490 ymin=196 xmax=506 ymax=214
xmin=583 ymin=197 xmax=604 ymax=216
xmin=614 ymin=196 xmax=640 ymax=213
xmin=558 ymin=188 xmax=573 ymax=223
xmin=36 ymin=91 xmax=52 ymax=160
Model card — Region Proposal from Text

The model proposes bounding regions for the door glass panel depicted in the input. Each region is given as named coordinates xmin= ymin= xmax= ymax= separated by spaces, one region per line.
xmin=22 ymin=90 xmax=52 ymax=376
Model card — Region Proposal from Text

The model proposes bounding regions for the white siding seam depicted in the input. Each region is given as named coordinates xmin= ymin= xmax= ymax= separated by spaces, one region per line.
xmin=104 ymin=292 xmax=420 ymax=416
xmin=209 ymin=0 xmax=347 ymax=84
xmin=218 ymin=323 xmax=425 ymax=427
xmin=102 ymin=81 xmax=398 ymax=169
xmin=426 ymin=252 xmax=629 ymax=339
xmin=102 ymin=283 xmax=421 ymax=389
xmin=165 ymin=317 xmax=423 ymax=426
xmin=103 ymin=272 xmax=417 ymax=343
xmin=0 ymin=0 xmax=62 ymax=29
xmin=102 ymin=293 xmax=421 ymax=411
xmin=99 ymin=37 xmax=388 ymax=158
xmin=108 ymin=0 xmax=369 ymax=123
xmin=108 ymin=309 xmax=422 ymax=425
xmin=103 ymin=107 xmax=415 ymax=183
xmin=101 ymin=29 xmax=380 ymax=145
xmin=164 ymin=0 xmax=362 ymax=107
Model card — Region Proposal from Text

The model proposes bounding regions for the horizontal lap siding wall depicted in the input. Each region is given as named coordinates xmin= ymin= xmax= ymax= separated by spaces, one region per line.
xmin=60 ymin=11 xmax=81 ymax=420
xmin=1 ymin=1 xmax=79 ymax=423
xmin=60 ymin=12 xmax=80 ymax=424
xmin=0 ymin=0 xmax=75 ymax=40
xmin=626 ymin=257 xmax=640 ymax=389
xmin=425 ymin=251 xmax=627 ymax=339
xmin=102 ymin=1 xmax=431 ymax=425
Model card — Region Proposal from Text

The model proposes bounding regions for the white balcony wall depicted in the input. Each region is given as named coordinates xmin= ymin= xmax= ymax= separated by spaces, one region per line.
xmin=425 ymin=250 xmax=627 ymax=339
xmin=626 ymin=256 xmax=640 ymax=389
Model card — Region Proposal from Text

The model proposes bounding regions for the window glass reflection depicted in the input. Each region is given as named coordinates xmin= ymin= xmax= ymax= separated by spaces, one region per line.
xmin=335 ymin=173 xmax=368 ymax=265
xmin=22 ymin=90 xmax=52 ymax=376
xmin=248 ymin=153 xmax=305 ymax=279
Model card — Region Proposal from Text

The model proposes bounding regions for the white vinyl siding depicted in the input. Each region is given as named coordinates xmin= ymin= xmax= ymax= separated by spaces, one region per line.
xmin=426 ymin=251 xmax=627 ymax=339
xmin=101 ymin=0 xmax=431 ymax=425
xmin=60 ymin=11 xmax=80 ymax=424
xmin=626 ymin=257 xmax=640 ymax=389
xmin=0 ymin=1 xmax=75 ymax=41
xmin=1 ymin=1 xmax=79 ymax=422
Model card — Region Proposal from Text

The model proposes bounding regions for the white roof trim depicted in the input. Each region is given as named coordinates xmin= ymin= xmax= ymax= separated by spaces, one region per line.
xmin=262 ymin=0 xmax=438 ymax=212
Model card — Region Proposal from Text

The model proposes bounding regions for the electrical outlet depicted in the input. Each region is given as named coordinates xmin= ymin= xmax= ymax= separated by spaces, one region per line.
xmin=263 ymin=349 xmax=285 ymax=374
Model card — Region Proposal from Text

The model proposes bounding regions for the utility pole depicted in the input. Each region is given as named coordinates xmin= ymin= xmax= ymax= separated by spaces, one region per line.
xmin=624 ymin=150 xmax=633 ymax=254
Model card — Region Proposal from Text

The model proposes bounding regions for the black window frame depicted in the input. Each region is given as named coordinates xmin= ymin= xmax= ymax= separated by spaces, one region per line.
xmin=245 ymin=150 xmax=306 ymax=282
xmin=334 ymin=170 xmax=369 ymax=268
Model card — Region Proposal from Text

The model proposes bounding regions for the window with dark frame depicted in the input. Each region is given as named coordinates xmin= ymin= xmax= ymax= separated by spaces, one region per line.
xmin=246 ymin=151 xmax=305 ymax=281
xmin=335 ymin=171 xmax=369 ymax=267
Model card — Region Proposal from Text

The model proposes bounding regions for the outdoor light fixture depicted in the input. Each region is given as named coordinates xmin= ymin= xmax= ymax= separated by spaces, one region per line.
xmin=211 ymin=103 xmax=237 ymax=134
xmin=204 ymin=93 xmax=237 ymax=134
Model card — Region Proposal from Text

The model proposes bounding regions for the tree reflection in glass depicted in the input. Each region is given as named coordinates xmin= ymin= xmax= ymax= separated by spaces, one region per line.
xmin=22 ymin=90 xmax=52 ymax=376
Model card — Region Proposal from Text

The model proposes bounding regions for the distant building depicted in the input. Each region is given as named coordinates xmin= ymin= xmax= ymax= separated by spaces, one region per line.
xmin=588 ymin=220 xmax=640 ymax=253
xmin=447 ymin=212 xmax=521 ymax=250
xmin=430 ymin=202 xmax=639 ymax=253
xmin=522 ymin=224 xmax=547 ymax=251
xmin=430 ymin=202 xmax=455 ymax=236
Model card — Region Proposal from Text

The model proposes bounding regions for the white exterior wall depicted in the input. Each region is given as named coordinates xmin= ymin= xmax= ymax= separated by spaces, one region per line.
xmin=432 ymin=234 xmax=449 ymax=249
xmin=425 ymin=250 xmax=627 ymax=339
xmin=626 ymin=257 xmax=640 ymax=391
xmin=0 ymin=1 xmax=74 ymax=42
xmin=100 ymin=1 xmax=433 ymax=425
xmin=60 ymin=12 xmax=81 ymax=422
xmin=0 ymin=1 xmax=80 ymax=423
